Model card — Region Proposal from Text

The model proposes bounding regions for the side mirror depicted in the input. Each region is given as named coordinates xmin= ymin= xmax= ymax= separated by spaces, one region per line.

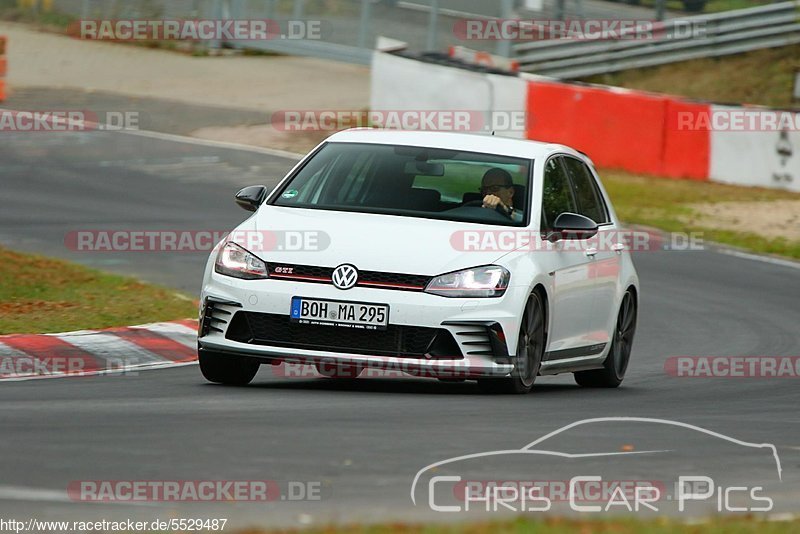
xmin=547 ymin=212 xmax=598 ymax=241
xmin=235 ymin=185 xmax=268 ymax=212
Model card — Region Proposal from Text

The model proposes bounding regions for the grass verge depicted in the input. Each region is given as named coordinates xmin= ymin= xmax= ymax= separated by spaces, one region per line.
xmin=254 ymin=516 xmax=799 ymax=533
xmin=0 ymin=247 xmax=197 ymax=335
xmin=583 ymin=44 xmax=800 ymax=110
xmin=601 ymin=170 xmax=800 ymax=259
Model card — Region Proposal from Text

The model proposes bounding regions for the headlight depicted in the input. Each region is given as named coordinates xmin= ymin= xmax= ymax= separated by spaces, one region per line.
xmin=214 ymin=242 xmax=268 ymax=280
xmin=424 ymin=265 xmax=510 ymax=298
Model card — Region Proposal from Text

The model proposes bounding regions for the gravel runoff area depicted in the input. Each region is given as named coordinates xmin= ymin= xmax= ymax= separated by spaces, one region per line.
xmin=0 ymin=21 xmax=370 ymax=116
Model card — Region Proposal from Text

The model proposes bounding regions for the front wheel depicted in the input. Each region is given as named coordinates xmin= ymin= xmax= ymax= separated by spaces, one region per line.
xmin=199 ymin=350 xmax=260 ymax=385
xmin=574 ymin=290 xmax=637 ymax=388
xmin=478 ymin=292 xmax=545 ymax=394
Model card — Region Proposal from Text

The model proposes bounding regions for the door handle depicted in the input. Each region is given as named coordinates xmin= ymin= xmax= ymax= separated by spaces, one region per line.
xmin=611 ymin=243 xmax=625 ymax=254
xmin=585 ymin=248 xmax=598 ymax=257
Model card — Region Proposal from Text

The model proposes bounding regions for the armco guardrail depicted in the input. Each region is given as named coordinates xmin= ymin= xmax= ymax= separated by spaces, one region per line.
xmin=49 ymin=0 xmax=510 ymax=64
xmin=0 ymin=35 xmax=6 ymax=102
xmin=513 ymin=1 xmax=800 ymax=79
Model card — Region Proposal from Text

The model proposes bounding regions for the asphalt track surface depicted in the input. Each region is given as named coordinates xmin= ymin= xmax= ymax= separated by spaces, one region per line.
xmin=1 ymin=127 xmax=799 ymax=528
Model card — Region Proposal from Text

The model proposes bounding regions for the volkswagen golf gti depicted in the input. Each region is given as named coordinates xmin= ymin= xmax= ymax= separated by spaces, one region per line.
xmin=198 ymin=129 xmax=639 ymax=393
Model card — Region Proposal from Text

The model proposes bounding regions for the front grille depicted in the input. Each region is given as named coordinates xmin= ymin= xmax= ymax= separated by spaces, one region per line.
xmin=226 ymin=312 xmax=462 ymax=359
xmin=267 ymin=263 xmax=432 ymax=291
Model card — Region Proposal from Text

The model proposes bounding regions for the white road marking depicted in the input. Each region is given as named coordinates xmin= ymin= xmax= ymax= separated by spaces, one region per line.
xmin=115 ymin=127 xmax=304 ymax=160
xmin=0 ymin=485 xmax=154 ymax=506
xmin=0 ymin=106 xmax=304 ymax=160
xmin=0 ymin=361 xmax=197 ymax=382
xmin=717 ymin=248 xmax=800 ymax=270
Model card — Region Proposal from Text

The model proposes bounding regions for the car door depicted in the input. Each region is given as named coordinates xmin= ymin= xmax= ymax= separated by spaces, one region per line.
xmin=562 ymin=156 xmax=621 ymax=346
xmin=539 ymin=156 xmax=600 ymax=358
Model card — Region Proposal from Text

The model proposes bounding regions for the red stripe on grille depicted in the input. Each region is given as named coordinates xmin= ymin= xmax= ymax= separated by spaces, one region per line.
xmin=358 ymin=281 xmax=425 ymax=290
xmin=270 ymin=273 xmax=332 ymax=282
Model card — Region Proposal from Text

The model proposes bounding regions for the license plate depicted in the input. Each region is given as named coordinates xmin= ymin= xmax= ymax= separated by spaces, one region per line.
xmin=290 ymin=297 xmax=389 ymax=330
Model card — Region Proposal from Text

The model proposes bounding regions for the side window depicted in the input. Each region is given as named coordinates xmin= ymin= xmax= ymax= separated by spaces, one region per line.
xmin=541 ymin=157 xmax=577 ymax=230
xmin=563 ymin=157 xmax=609 ymax=224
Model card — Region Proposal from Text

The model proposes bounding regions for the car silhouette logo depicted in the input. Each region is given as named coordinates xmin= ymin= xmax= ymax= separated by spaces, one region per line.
xmin=332 ymin=264 xmax=358 ymax=289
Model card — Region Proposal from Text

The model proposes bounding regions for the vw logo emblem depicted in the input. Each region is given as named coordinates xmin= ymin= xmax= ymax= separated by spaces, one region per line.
xmin=331 ymin=264 xmax=358 ymax=290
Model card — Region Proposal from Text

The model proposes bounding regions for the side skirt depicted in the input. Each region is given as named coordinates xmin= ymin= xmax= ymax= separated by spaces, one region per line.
xmin=539 ymin=343 xmax=607 ymax=375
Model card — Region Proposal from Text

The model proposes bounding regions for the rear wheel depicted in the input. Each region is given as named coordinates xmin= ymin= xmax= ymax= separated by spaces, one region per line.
xmin=574 ymin=290 xmax=637 ymax=388
xmin=199 ymin=350 xmax=260 ymax=385
xmin=478 ymin=292 xmax=545 ymax=394
xmin=315 ymin=361 xmax=364 ymax=379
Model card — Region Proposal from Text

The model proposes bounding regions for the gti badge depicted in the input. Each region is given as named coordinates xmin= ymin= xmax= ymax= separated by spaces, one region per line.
xmin=332 ymin=264 xmax=358 ymax=290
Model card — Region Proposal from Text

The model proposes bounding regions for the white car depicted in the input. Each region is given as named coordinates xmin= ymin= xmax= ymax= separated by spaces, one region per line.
xmin=198 ymin=129 xmax=639 ymax=393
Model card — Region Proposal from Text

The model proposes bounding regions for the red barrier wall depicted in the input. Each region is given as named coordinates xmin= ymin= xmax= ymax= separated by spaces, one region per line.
xmin=526 ymin=79 xmax=711 ymax=180
xmin=661 ymin=99 xmax=711 ymax=180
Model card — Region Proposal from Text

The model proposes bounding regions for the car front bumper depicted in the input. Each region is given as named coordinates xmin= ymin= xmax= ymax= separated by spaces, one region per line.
xmin=197 ymin=273 xmax=526 ymax=378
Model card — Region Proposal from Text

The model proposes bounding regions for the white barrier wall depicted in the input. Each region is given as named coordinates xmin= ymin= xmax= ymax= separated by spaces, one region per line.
xmin=370 ymin=52 xmax=527 ymax=138
xmin=709 ymin=106 xmax=800 ymax=192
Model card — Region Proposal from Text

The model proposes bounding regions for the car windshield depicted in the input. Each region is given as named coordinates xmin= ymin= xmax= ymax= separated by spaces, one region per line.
xmin=271 ymin=142 xmax=531 ymax=227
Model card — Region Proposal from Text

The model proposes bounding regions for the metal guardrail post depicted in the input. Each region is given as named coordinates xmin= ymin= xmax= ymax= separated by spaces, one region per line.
xmin=209 ymin=0 xmax=224 ymax=50
xmin=426 ymin=0 xmax=440 ymax=51
xmin=555 ymin=0 xmax=565 ymax=21
xmin=266 ymin=0 xmax=275 ymax=21
xmin=292 ymin=0 xmax=305 ymax=20
xmin=496 ymin=0 xmax=514 ymax=57
xmin=358 ymin=0 xmax=372 ymax=49
xmin=655 ymin=0 xmax=666 ymax=22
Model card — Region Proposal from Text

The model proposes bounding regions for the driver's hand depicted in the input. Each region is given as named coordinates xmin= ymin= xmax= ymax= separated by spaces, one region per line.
xmin=482 ymin=194 xmax=507 ymax=211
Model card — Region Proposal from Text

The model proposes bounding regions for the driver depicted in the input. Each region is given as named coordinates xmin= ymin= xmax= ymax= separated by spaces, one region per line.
xmin=480 ymin=168 xmax=522 ymax=222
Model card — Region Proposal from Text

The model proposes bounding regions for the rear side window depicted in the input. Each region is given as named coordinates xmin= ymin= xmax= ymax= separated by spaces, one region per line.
xmin=541 ymin=157 xmax=577 ymax=230
xmin=562 ymin=157 xmax=609 ymax=224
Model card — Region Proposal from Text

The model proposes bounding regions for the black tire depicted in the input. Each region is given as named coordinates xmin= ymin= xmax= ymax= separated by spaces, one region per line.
xmin=199 ymin=350 xmax=259 ymax=385
xmin=574 ymin=290 xmax=637 ymax=388
xmin=315 ymin=361 xmax=363 ymax=379
xmin=478 ymin=292 xmax=545 ymax=394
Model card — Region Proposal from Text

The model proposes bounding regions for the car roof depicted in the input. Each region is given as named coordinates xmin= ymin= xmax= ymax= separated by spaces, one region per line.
xmin=325 ymin=129 xmax=577 ymax=160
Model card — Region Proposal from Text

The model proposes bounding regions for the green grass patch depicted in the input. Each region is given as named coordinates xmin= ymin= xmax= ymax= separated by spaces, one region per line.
xmin=600 ymin=170 xmax=800 ymax=259
xmin=583 ymin=44 xmax=800 ymax=110
xmin=0 ymin=246 xmax=197 ymax=335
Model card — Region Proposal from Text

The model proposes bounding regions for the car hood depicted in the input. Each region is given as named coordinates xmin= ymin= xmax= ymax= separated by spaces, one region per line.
xmin=244 ymin=206 xmax=513 ymax=275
